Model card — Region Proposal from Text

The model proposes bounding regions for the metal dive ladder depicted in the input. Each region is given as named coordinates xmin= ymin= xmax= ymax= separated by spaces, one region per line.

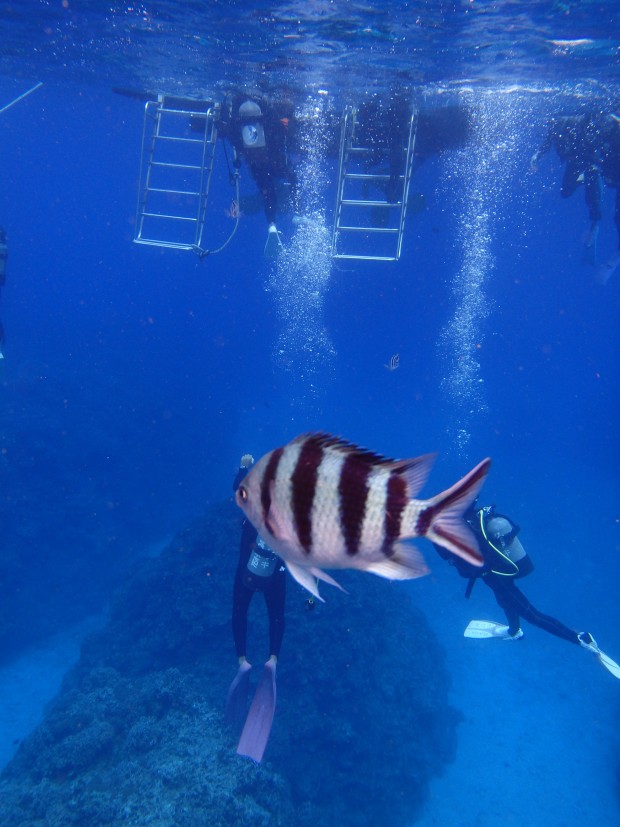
xmin=134 ymin=95 xmax=218 ymax=254
xmin=331 ymin=105 xmax=418 ymax=262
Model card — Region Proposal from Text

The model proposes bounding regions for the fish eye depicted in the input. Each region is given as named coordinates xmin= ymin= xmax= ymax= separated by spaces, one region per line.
xmin=238 ymin=486 xmax=248 ymax=502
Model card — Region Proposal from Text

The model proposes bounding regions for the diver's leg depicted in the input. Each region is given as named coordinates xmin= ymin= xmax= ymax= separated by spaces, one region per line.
xmin=263 ymin=569 xmax=286 ymax=660
xmin=232 ymin=569 xmax=255 ymax=660
xmin=504 ymin=582 xmax=578 ymax=643
xmin=483 ymin=576 xmax=521 ymax=636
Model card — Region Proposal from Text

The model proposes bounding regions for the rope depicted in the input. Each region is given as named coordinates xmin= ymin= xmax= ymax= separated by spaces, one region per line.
xmin=0 ymin=82 xmax=43 ymax=115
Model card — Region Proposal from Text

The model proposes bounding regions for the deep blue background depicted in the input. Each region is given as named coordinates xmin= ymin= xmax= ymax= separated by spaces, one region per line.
xmin=0 ymin=80 xmax=618 ymax=654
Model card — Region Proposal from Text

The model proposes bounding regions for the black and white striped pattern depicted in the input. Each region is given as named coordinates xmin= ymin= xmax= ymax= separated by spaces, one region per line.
xmin=252 ymin=433 xmax=415 ymax=563
xmin=236 ymin=432 xmax=490 ymax=597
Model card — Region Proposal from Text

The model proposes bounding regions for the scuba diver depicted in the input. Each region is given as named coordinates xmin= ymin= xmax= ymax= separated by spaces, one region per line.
xmin=435 ymin=502 xmax=620 ymax=679
xmin=595 ymin=111 xmax=620 ymax=284
xmin=355 ymin=90 xmax=414 ymax=204
xmin=217 ymin=94 xmax=298 ymax=258
xmin=530 ymin=113 xmax=604 ymax=265
xmin=354 ymin=92 xmax=471 ymax=225
xmin=0 ymin=226 xmax=7 ymax=359
xmin=225 ymin=453 xmax=287 ymax=762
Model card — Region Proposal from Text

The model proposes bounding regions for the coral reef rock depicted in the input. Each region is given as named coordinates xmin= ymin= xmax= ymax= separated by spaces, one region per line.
xmin=0 ymin=500 xmax=461 ymax=826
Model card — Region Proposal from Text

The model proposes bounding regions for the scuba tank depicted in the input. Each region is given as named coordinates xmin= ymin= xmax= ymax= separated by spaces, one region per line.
xmin=246 ymin=536 xmax=278 ymax=578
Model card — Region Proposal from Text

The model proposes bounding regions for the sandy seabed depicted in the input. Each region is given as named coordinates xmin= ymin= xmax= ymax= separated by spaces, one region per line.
xmin=412 ymin=581 xmax=619 ymax=827
xmin=0 ymin=577 xmax=617 ymax=827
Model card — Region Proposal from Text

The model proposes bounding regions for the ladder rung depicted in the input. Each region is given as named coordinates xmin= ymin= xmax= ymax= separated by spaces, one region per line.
xmin=142 ymin=212 xmax=198 ymax=222
xmin=159 ymin=97 xmax=213 ymax=113
xmin=336 ymin=225 xmax=400 ymax=234
xmin=148 ymin=187 xmax=200 ymax=196
xmin=348 ymin=146 xmax=406 ymax=153
xmin=151 ymin=161 xmax=203 ymax=170
xmin=135 ymin=238 xmax=196 ymax=249
xmin=333 ymin=254 xmax=399 ymax=261
xmin=153 ymin=135 xmax=206 ymax=145
xmin=344 ymin=173 xmax=400 ymax=181
xmin=341 ymin=199 xmax=401 ymax=207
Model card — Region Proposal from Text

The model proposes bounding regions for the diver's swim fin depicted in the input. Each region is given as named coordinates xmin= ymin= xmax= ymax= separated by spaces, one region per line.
xmin=224 ymin=660 xmax=252 ymax=726
xmin=237 ymin=659 xmax=277 ymax=763
xmin=597 ymin=650 xmax=620 ymax=679
xmin=595 ymin=250 xmax=620 ymax=285
xmin=464 ymin=619 xmax=512 ymax=639
xmin=579 ymin=634 xmax=620 ymax=679
xmin=264 ymin=224 xmax=283 ymax=258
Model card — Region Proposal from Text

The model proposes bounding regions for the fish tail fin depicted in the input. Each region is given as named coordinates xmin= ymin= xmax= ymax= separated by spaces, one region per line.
xmin=418 ymin=458 xmax=491 ymax=566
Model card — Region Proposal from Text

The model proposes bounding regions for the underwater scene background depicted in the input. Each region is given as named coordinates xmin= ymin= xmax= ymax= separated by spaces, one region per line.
xmin=0 ymin=2 xmax=619 ymax=825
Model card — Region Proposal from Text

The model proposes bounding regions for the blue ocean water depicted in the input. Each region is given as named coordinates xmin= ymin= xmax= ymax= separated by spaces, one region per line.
xmin=0 ymin=2 xmax=619 ymax=825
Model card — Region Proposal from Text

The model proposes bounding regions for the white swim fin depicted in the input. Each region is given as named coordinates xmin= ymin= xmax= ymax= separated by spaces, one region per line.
xmin=597 ymin=650 xmax=620 ymax=679
xmin=464 ymin=619 xmax=514 ymax=639
xmin=595 ymin=250 xmax=620 ymax=285
xmin=264 ymin=224 xmax=283 ymax=258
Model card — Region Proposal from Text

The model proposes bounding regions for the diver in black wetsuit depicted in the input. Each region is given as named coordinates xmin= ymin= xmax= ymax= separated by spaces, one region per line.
xmin=355 ymin=93 xmax=471 ymax=214
xmin=595 ymin=112 xmax=620 ymax=280
xmin=232 ymin=455 xmax=286 ymax=666
xmin=530 ymin=114 xmax=604 ymax=262
xmin=225 ymin=454 xmax=287 ymax=761
xmin=0 ymin=226 xmax=7 ymax=359
xmin=218 ymin=95 xmax=298 ymax=257
xmin=435 ymin=503 xmax=597 ymax=651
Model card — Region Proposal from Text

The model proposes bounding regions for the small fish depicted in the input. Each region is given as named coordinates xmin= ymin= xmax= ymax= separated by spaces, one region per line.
xmin=384 ymin=353 xmax=400 ymax=371
xmin=224 ymin=199 xmax=241 ymax=219
xmin=235 ymin=432 xmax=490 ymax=600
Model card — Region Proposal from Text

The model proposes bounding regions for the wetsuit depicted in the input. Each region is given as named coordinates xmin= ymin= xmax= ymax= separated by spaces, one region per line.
xmin=232 ymin=468 xmax=286 ymax=659
xmin=599 ymin=114 xmax=620 ymax=249
xmin=436 ymin=507 xmax=581 ymax=644
xmin=219 ymin=96 xmax=298 ymax=225
xmin=356 ymin=95 xmax=471 ymax=203
xmin=533 ymin=114 xmax=603 ymax=228
xmin=0 ymin=227 xmax=7 ymax=357
xmin=482 ymin=570 xmax=579 ymax=643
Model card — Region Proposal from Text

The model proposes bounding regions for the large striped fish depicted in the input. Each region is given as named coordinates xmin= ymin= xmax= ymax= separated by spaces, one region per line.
xmin=235 ymin=432 xmax=491 ymax=600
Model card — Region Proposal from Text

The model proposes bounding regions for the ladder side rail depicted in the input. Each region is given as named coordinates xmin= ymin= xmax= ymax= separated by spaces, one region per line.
xmin=339 ymin=106 xmax=360 ymax=227
xmin=142 ymin=103 xmax=168 ymax=232
xmin=194 ymin=109 xmax=218 ymax=251
xmin=396 ymin=110 xmax=418 ymax=261
xmin=135 ymin=100 xmax=161 ymax=242
xmin=332 ymin=106 xmax=356 ymax=256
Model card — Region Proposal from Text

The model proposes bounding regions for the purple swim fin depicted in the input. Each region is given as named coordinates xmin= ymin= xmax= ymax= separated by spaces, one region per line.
xmin=224 ymin=661 xmax=252 ymax=726
xmin=237 ymin=659 xmax=277 ymax=763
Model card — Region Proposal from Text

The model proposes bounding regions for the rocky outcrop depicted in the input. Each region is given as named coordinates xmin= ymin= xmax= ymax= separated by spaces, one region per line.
xmin=0 ymin=501 xmax=460 ymax=826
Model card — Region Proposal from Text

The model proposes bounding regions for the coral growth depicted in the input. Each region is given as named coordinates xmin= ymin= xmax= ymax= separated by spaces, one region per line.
xmin=0 ymin=501 xmax=460 ymax=826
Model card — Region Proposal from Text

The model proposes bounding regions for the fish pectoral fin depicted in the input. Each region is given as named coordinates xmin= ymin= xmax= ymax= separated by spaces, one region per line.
xmin=365 ymin=543 xmax=429 ymax=581
xmin=309 ymin=567 xmax=348 ymax=594
xmin=285 ymin=561 xmax=325 ymax=602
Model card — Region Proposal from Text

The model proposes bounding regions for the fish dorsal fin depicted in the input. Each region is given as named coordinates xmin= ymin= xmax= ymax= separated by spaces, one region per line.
xmin=398 ymin=453 xmax=436 ymax=497
xmin=293 ymin=432 xmax=435 ymax=478
xmin=290 ymin=432 xmax=391 ymax=466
